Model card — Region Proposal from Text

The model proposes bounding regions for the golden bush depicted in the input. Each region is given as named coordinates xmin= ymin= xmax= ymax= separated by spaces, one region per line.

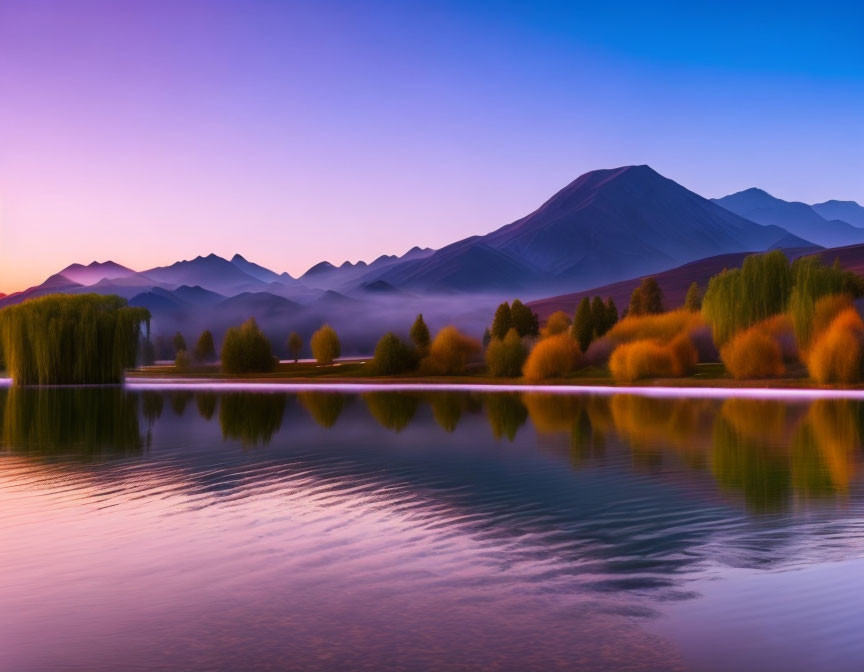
xmin=522 ymin=333 xmax=580 ymax=381
xmin=668 ymin=332 xmax=698 ymax=376
xmin=542 ymin=310 xmax=572 ymax=337
xmin=812 ymin=294 xmax=853 ymax=341
xmin=807 ymin=308 xmax=864 ymax=384
xmin=423 ymin=326 xmax=481 ymax=375
xmin=606 ymin=309 xmax=704 ymax=345
xmin=720 ymin=328 xmax=785 ymax=379
xmin=608 ymin=339 xmax=678 ymax=382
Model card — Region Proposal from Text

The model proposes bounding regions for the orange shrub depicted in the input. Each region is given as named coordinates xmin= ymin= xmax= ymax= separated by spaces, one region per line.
xmin=423 ymin=326 xmax=481 ymax=375
xmin=809 ymin=294 xmax=854 ymax=351
xmin=607 ymin=309 xmax=704 ymax=345
xmin=522 ymin=333 xmax=581 ymax=381
xmin=608 ymin=339 xmax=678 ymax=382
xmin=542 ymin=310 xmax=572 ymax=337
xmin=668 ymin=332 xmax=698 ymax=375
xmin=720 ymin=327 xmax=785 ymax=379
xmin=807 ymin=308 xmax=864 ymax=384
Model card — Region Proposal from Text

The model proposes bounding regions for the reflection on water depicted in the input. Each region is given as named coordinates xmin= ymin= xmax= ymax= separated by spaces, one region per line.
xmin=0 ymin=387 xmax=143 ymax=457
xmin=2 ymin=386 xmax=864 ymax=671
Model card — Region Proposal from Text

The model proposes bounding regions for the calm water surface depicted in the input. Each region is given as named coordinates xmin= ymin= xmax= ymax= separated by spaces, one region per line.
xmin=2 ymin=386 xmax=864 ymax=671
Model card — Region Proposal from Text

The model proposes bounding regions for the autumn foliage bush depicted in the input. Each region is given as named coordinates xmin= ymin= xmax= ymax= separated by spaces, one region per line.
xmin=807 ymin=308 xmax=864 ymax=384
xmin=608 ymin=337 xmax=692 ymax=382
xmin=423 ymin=326 xmax=481 ymax=375
xmin=606 ymin=310 xmax=704 ymax=346
xmin=485 ymin=328 xmax=527 ymax=377
xmin=720 ymin=326 xmax=785 ymax=380
xmin=522 ymin=333 xmax=581 ymax=381
xmin=542 ymin=310 xmax=572 ymax=337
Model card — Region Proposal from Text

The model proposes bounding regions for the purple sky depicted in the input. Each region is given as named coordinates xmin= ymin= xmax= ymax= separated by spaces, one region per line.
xmin=1 ymin=0 xmax=862 ymax=292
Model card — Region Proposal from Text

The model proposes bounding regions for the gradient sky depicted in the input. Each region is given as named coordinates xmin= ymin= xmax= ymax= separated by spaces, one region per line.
xmin=1 ymin=0 xmax=862 ymax=292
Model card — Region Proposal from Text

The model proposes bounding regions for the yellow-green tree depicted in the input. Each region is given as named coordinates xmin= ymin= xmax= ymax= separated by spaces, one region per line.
xmin=221 ymin=318 xmax=277 ymax=374
xmin=311 ymin=324 xmax=341 ymax=365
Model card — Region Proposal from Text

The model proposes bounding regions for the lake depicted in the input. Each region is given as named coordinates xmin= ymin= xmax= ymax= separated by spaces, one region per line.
xmin=2 ymin=384 xmax=864 ymax=671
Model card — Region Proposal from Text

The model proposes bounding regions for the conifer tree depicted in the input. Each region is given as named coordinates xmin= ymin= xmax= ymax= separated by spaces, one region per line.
xmin=684 ymin=282 xmax=702 ymax=312
xmin=572 ymin=297 xmax=595 ymax=352
xmin=173 ymin=331 xmax=187 ymax=355
xmin=490 ymin=302 xmax=512 ymax=340
xmin=410 ymin=314 xmax=431 ymax=356
xmin=193 ymin=330 xmax=216 ymax=363
xmin=606 ymin=298 xmax=619 ymax=330
xmin=510 ymin=299 xmax=539 ymax=337
xmin=590 ymin=296 xmax=607 ymax=336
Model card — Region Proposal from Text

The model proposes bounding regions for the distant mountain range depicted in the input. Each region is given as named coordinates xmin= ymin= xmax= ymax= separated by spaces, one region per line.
xmin=712 ymin=189 xmax=864 ymax=248
xmin=2 ymin=164 xmax=861 ymax=353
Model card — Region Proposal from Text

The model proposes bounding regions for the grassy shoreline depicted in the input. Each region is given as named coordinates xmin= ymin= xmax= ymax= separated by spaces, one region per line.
xmin=125 ymin=361 xmax=863 ymax=390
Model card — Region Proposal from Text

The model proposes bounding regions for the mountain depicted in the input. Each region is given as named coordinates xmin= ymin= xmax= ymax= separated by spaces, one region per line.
xmin=299 ymin=247 xmax=435 ymax=291
xmin=142 ymin=254 xmax=267 ymax=294
xmin=0 ymin=273 xmax=83 ymax=308
xmin=231 ymin=254 xmax=299 ymax=285
xmin=172 ymin=285 xmax=225 ymax=306
xmin=58 ymin=260 xmax=135 ymax=285
xmin=361 ymin=165 xmax=811 ymax=294
xmin=215 ymin=292 xmax=301 ymax=316
xmin=811 ymin=200 xmax=864 ymax=229
xmin=713 ymin=188 xmax=864 ymax=248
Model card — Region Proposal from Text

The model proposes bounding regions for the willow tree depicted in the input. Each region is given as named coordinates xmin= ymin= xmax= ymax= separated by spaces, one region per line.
xmin=701 ymin=251 xmax=862 ymax=348
xmin=789 ymin=256 xmax=864 ymax=349
xmin=701 ymin=251 xmax=792 ymax=346
xmin=0 ymin=294 xmax=150 ymax=385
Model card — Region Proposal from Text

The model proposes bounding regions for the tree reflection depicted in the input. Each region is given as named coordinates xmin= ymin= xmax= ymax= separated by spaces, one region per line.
xmin=141 ymin=391 xmax=164 ymax=424
xmin=791 ymin=400 xmax=859 ymax=497
xmin=195 ymin=392 xmax=217 ymax=420
xmin=363 ymin=392 xmax=420 ymax=433
xmin=170 ymin=391 xmax=193 ymax=416
xmin=484 ymin=394 xmax=528 ymax=441
xmin=428 ymin=392 xmax=468 ymax=433
xmin=0 ymin=387 xmax=143 ymax=458
xmin=712 ymin=402 xmax=791 ymax=513
xmin=219 ymin=393 xmax=287 ymax=446
xmin=298 ymin=392 xmax=346 ymax=428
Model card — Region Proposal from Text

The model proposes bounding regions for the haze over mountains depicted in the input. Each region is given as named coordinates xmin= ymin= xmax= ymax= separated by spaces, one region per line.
xmin=2 ymin=164 xmax=861 ymax=354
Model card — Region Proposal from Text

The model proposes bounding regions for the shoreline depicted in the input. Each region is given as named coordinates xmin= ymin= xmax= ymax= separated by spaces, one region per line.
xmin=121 ymin=376 xmax=864 ymax=401
xmin=4 ymin=371 xmax=864 ymax=400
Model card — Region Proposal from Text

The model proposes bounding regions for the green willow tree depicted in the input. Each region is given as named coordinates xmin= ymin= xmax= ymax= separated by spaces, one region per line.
xmin=702 ymin=251 xmax=793 ymax=346
xmin=701 ymin=251 xmax=862 ymax=347
xmin=0 ymin=294 xmax=150 ymax=385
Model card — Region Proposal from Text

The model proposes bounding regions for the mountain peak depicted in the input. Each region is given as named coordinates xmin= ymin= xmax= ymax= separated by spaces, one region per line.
xmin=303 ymin=261 xmax=336 ymax=276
